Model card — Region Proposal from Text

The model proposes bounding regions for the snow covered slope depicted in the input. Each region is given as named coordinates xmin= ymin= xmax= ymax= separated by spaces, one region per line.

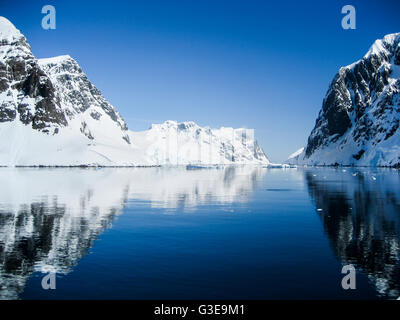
xmin=0 ymin=17 xmax=269 ymax=166
xmin=297 ymin=33 xmax=400 ymax=167
xmin=129 ymin=120 xmax=269 ymax=165
xmin=38 ymin=55 xmax=131 ymax=146
xmin=0 ymin=17 xmax=144 ymax=166
xmin=285 ymin=147 xmax=304 ymax=165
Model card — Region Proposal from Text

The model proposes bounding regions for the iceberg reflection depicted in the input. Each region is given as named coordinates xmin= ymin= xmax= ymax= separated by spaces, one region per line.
xmin=0 ymin=166 xmax=264 ymax=299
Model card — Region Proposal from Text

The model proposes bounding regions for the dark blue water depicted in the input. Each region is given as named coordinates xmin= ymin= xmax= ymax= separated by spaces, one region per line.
xmin=0 ymin=166 xmax=399 ymax=299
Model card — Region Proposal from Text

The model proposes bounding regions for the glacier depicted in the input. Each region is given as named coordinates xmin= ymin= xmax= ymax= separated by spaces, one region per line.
xmin=0 ymin=17 xmax=270 ymax=167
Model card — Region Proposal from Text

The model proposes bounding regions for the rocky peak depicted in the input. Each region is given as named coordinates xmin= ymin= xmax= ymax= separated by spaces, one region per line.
xmin=0 ymin=16 xmax=67 ymax=133
xmin=0 ymin=17 xmax=35 ymax=86
xmin=0 ymin=17 xmax=271 ymax=166
xmin=0 ymin=16 xmax=22 ymax=39
xmin=304 ymin=33 xmax=400 ymax=166
xmin=363 ymin=33 xmax=400 ymax=62
xmin=38 ymin=55 xmax=130 ymax=136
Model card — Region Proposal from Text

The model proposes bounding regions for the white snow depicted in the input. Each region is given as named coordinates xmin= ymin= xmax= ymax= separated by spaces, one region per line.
xmin=284 ymin=147 xmax=305 ymax=165
xmin=0 ymin=17 xmax=22 ymax=40
xmin=0 ymin=119 xmax=150 ymax=166
xmin=299 ymin=32 xmax=400 ymax=167
xmin=0 ymin=117 xmax=270 ymax=166
xmin=37 ymin=55 xmax=73 ymax=65
xmin=288 ymin=147 xmax=305 ymax=160
xmin=364 ymin=33 xmax=400 ymax=59
xmin=128 ymin=120 xmax=270 ymax=166
xmin=0 ymin=51 xmax=270 ymax=166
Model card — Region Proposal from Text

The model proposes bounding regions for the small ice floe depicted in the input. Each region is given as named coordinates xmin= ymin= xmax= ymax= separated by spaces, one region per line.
xmin=264 ymin=163 xmax=291 ymax=168
xmin=186 ymin=164 xmax=214 ymax=170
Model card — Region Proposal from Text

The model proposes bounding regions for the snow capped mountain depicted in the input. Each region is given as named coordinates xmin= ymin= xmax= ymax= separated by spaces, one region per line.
xmin=129 ymin=120 xmax=270 ymax=165
xmin=0 ymin=17 xmax=141 ymax=166
xmin=296 ymin=33 xmax=400 ymax=167
xmin=0 ymin=17 xmax=269 ymax=166
xmin=0 ymin=16 xmax=66 ymax=133
xmin=38 ymin=55 xmax=131 ymax=145
xmin=285 ymin=147 xmax=304 ymax=164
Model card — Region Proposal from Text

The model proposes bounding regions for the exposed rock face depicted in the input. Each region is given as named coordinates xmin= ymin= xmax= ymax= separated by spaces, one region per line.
xmin=0 ymin=16 xmax=130 ymax=146
xmin=0 ymin=17 xmax=66 ymax=133
xmin=38 ymin=55 xmax=130 ymax=144
xmin=0 ymin=16 xmax=270 ymax=166
xmin=303 ymin=33 xmax=400 ymax=167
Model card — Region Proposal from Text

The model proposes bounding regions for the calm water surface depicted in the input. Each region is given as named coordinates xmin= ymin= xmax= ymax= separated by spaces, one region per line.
xmin=0 ymin=166 xmax=399 ymax=299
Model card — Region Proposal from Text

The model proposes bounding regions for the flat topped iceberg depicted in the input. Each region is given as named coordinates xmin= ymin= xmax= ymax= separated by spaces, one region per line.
xmin=129 ymin=120 xmax=270 ymax=166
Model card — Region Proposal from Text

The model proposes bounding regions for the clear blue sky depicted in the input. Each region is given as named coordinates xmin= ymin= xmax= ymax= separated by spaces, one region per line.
xmin=2 ymin=0 xmax=400 ymax=161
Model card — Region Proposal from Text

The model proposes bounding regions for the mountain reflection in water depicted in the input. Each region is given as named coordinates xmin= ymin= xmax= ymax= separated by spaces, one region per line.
xmin=0 ymin=167 xmax=399 ymax=299
xmin=0 ymin=166 xmax=264 ymax=299
xmin=305 ymin=168 xmax=400 ymax=299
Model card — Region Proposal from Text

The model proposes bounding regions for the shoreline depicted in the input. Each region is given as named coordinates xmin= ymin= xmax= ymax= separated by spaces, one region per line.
xmin=0 ymin=164 xmax=398 ymax=169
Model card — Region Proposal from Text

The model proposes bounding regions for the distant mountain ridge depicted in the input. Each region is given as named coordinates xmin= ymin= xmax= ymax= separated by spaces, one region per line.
xmin=129 ymin=120 xmax=269 ymax=165
xmin=0 ymin=17 xmax=269 ymax=166
xmin=288 ymin=33 xmax=400 ymax=167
